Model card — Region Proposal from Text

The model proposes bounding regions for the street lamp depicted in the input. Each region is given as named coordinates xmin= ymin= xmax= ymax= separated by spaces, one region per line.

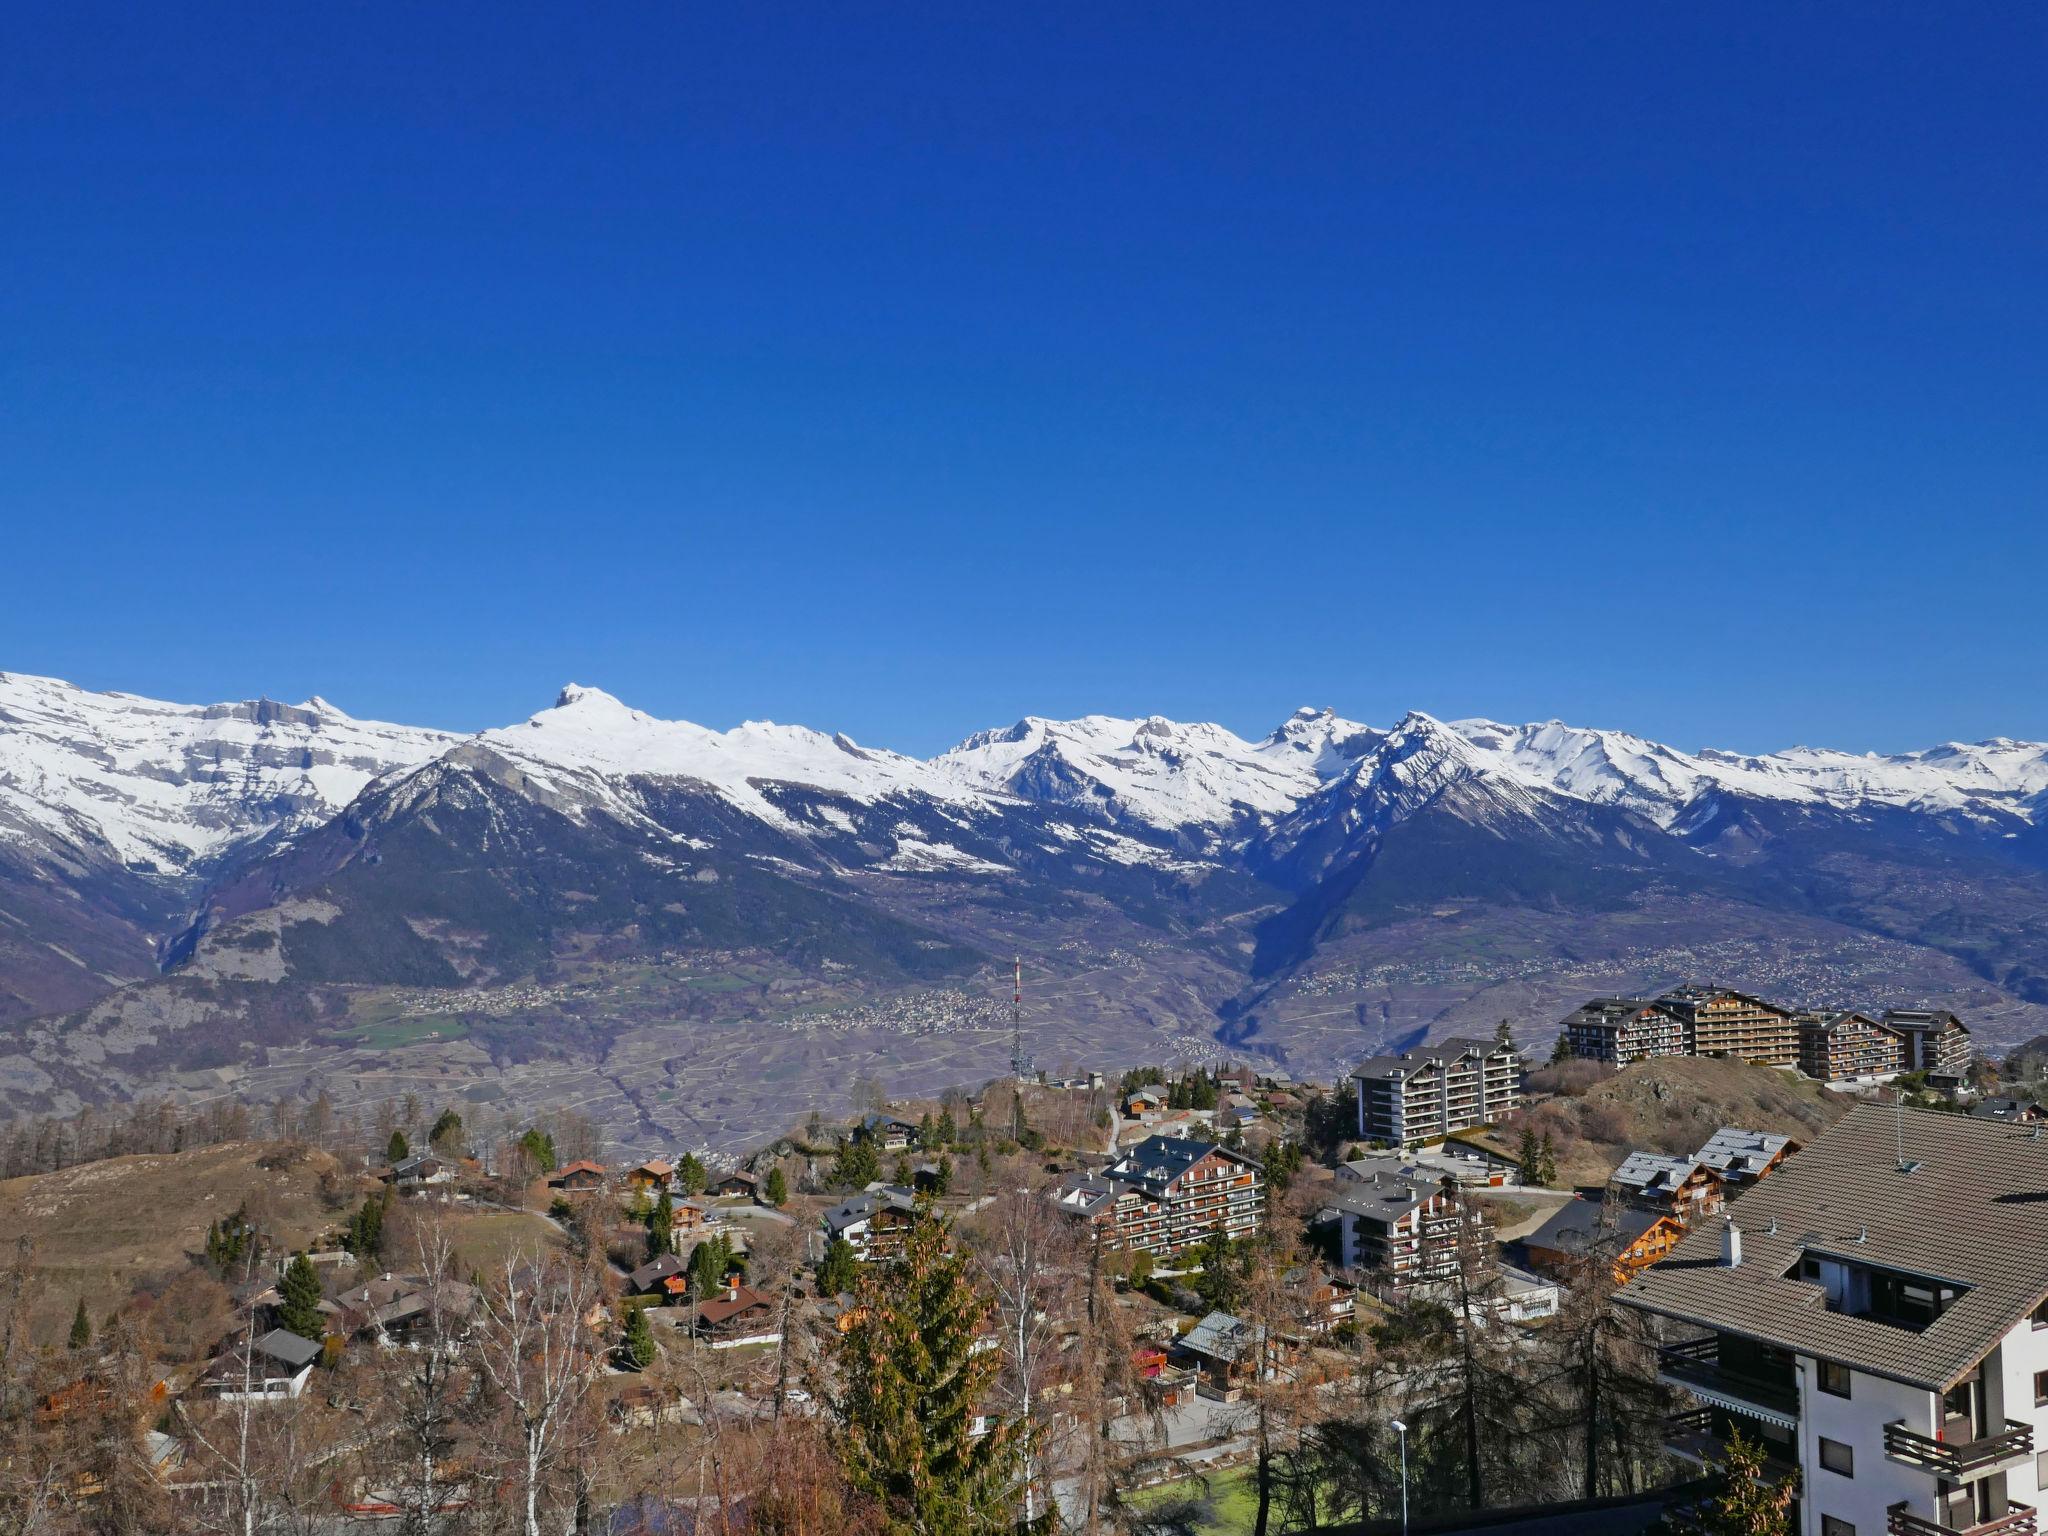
xmin=1388 ymin=1419 xmax=1409 ymax=1536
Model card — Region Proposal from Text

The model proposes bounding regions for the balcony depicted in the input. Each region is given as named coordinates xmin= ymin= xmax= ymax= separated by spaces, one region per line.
xmin=1665 ymin=1407 xmax=1798 ymax=1480
xmin=1888 ymin=1501 xmax=2036 ymax=1536
xmin=1885 ymin=1420 xmax=2034 ymax=1478
xmin=1656 ymin=1337 xmax=1799 ymax=1425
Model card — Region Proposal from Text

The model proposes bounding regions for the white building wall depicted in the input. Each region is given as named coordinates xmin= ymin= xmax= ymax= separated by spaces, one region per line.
xmin=1991 ymin=1317 xmax=2048 ymax=1512
xmin=1796 ymin=1356 xmax=1932 ymax=1536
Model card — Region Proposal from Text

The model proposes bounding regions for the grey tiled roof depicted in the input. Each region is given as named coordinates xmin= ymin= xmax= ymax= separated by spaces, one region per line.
xmin=1617 ymin=1103 xmax=2048 ymax=1391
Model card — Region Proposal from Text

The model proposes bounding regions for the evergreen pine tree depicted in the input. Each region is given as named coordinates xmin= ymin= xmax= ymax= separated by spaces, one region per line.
xmin=935 ymin=1107 xmax=957 ymax=1147
xmin=1539 ymin=1131 xmax=1559 ymax=1187
xmin=893 ymin=1154 xmax=915 ymax=1187
xmin=763 ymin=1166 xmax=788 ymax=1207
xmin=833 ymin=1207 xmax=1034 ymax=1536
xmin=621 ymin=1303 xmax=657 ymax=1370
xmin=429 ymin=1108 xmax=464 ymax=1149
xmin=648 ymin=1190 xmax=674 ymax=1259
xmin=1690 ymin=1430 xmax=1795 ymax=1536
xmin=1495 ymin=1018 xmax=1515 ymax=1050
xmin=1550 ymin=1031 xmax=1575 ymax=1066
xmin=68 ymin=1296 xmax=90 ymax=1350
xmin=278 ymin=1252 xmax=326 ymax=1342
xmin=675 ymin=1152 xmax=709 ymax=1195
xmin=817 ymin=1236 xmax=859 ymax=1298
xmin=1518 ymin=1127 xmax=1543 ymax=1187
xmin=386 ymin=1129 xmax=409 ymax=1164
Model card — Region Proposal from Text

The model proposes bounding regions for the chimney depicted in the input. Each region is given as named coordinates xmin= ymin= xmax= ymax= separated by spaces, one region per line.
xmin=1720 ymin=1217 xmax=1742 ymax=1269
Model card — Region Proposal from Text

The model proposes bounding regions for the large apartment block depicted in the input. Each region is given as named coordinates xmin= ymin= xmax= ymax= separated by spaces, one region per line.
xmin=1798 ymin=1010 xmax=1907 ymax=1083
xmin=1621 ymin=1106 xmax=2048 ymax=1536
xmin=1052 ymin=1135 xmax=1264 ymax=1258
xmin=1655 ymin=983 xmax=1802 ymax=1064
xmin=1885 ymin=1010 xmax=1975 ymax=1077
xmin=1326 ymin=1159 xmax=1491 ymax=1296
xmin=1560 ymin=997 xmax=1688 ymax=1066
xmin=1350 ymin=1036 xmax=1524 ymax=1148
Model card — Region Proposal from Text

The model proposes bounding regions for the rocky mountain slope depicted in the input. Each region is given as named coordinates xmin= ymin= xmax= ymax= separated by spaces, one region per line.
xmin=4 ymin=669 xmax=2048 ymax=1143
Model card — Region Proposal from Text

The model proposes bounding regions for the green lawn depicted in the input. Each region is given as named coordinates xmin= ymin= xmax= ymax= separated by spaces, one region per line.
xmin=1126 ymin=1470 xmax=1257 ymax=1535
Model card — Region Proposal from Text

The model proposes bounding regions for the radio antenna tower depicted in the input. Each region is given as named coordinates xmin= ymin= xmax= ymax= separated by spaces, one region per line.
xmin=1009 ymin=955 xmax=1034 ymax=1081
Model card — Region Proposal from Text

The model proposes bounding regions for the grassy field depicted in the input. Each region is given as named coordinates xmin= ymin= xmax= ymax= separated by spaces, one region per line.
xmin=1127 ymin=1471 xmax=1258 ymax=1535
xmin=440 ymin=1207 xmax=565 ymax=1272
xmin=0 ymin=1140 xmax=359 ymax=1344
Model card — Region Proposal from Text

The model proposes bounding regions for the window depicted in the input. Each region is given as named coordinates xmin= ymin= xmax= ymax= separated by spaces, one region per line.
xmin=1817 ymin=1360 xmax=1852 ymax=1398
xmin=2036 ymin=1370 xmax=2048 ymax=1407
xmin=2034 ymin=1299 xmax=2048 ymax=1330
xmin=1821 ymin=1518 xmax=1855 ymax=1536
xmin=1819 ymin=1437 xmax=1854 ymax=1477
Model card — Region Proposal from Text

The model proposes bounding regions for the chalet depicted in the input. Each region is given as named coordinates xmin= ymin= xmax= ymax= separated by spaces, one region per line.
xmin=1286 ymin=1267 xmax=1360 ymax=1336
xmin=548 ymin=1160 xmax=608 ymax=1193
xmin=1795 ymin=1010 xmax=1904 ymax=1081
xmin=625 ymin=1160 xmax=673 ymax=1191
xmin=1053 ymin=1136 xmax=1264 ymax=1259
xmin=1692 ymin=1127 xmax=1800 ymax=1187
xmin=384 ymin=1152 xmax=452 ymax=1189
xmin=1220 ymin=1093 xmax=1261 ymax=1129
xmin=822 ymin=1187 xmax=919 ymax=1262
xmin=708 ymin=1171 xmax=759 ymax=1201
xmin=691 ymin=1282 xmax=781 ymax=1349
xmin=1124 ymin=1086 xmax=1169 ymax=1117
xmin=335 ymin=1275 xmax=475 ymax=1342
xmin=1525 ymin=1201 xmax=1684 ymax=1286
xmin=625 ymin=1253 xmax=689 ymax=1297
xmin=854 ymin=1114 xmax=919 ymax=1153
xmin=1970 ymin=1097 xmax=2048 ymax=1125
xmin=207 ymin=1328 xmax=322 ymax=1401
xmin=1175 ymin=1310 xmax=1292 ymax=1399
xmin=1608 ymin=1152 xmax=1726 ymax=1223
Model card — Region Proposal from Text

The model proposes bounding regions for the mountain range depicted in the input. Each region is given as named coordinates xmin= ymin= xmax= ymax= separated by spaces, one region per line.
xmin=5 ymin=669 xmax=2048 ymax=1147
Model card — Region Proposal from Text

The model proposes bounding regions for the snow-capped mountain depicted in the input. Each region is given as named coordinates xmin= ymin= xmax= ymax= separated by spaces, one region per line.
xmin=0 ymin=670 xmax=454 ymax=878
xmin=7 ymin=666 xmax=2048 ymax=1032
xmin=1455 ymin=717 xmax=2048 ymax=831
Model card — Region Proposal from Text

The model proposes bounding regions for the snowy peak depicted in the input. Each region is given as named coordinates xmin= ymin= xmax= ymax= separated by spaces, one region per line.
xmin=0 ymin=670 xmax=456 ymax=875
xmin=931 ymin=712 xmax=1323 ymax=829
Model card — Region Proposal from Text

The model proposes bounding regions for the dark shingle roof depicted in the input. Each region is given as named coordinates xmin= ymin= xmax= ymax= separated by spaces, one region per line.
xmin=1617 ymin=1103 xmax=2048 ymax=1390
xmin=1528 ymin=1200 xmax=1662 ymax=1255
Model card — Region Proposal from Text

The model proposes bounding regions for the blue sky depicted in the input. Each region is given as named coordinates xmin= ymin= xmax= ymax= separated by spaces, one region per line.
xmin=4 ymin=6 xmax=2044 ymax=754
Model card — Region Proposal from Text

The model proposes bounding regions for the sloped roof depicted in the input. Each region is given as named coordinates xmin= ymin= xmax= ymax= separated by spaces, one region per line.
xmin=1618 ymin=1104 xmax=2048 ymax=1391
xmin=1527 ymin=1200 xmax=1662 ymax=1255
xmin=1695 ymin=1127 xmax=1796 ymax=1177
xmin=1610 ymin=1152 xmax=1710 ymax=1196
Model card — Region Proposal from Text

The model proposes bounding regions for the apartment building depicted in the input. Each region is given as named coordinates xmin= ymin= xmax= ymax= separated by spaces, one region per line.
xmin=1560 ymin=997 xmax=1688 ymax=1065
xmin=1324 ymin=1159 xmax=1490 ymax=1295
xmin=1053 ymin=1135 xmax=1264 ymax=1258
xmin=1885 ymin=1010 xmax=1975 ymax=1076
xmin=1620 ymin=1105 xmax=2048 ymax=1536
xmin=1350 ymin=1036 xmax=1524 ymax=1147
xmin=1655 ymin=983 xmax=1802 ymax=1065
xmin=1799 ymin=1011 xmax=1908 ymax=1083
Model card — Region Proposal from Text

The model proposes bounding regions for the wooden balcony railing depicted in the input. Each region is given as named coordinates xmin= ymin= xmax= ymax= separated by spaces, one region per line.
xmin=1885 ymin=1419 xmax=2034 ymax=1477
xmin=1888 ymin=1501 xmax=2036 ymax=1536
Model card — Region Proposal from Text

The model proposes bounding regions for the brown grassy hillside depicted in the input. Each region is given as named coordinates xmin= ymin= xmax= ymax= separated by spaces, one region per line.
xmin=1480 ymin=1056 xmax=1852 ymax=1190
xmin=0 ymin=1140 xmax=359 ymax=1344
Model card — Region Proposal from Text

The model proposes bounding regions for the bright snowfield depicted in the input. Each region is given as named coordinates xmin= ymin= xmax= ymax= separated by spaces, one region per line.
xmin=0 ymin=671 xmax=454 ymax=874
xmin=4 ymin=669 xmax=2048 ymax=881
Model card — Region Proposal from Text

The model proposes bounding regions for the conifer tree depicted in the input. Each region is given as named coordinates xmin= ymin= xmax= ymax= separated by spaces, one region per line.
xmin=1689 ymin=1430 xmax=1795 ymax=1536
xmin=278 ymin=1252 xmax=326 ymax=1342
xmin=1551 ymin=1031 xmax=1575 ymax=1066
xmin=387 ymin=1129 xmax=410 ymax=1164
xmin=67 ymin=1297 xmax=90 ymax=1350
xmin=1539 ymin=1131 xmax=1560 ymax=1188
xmin=675 ymin=1152 xmax=708 ymax=1195
xmin=1518 ymin=1127 xmax=1544 ymax=1187
xmin=817 ymin=1236 xmax=859 ymax=1298
xmin=764 ymin=1166 xmax=788 ymax=1207
xmin=833 ymin=1208 xmax=1034 ymax=1536
xmin=620 ymin=1303 xmax=656 ymax=1370
xmin=648 ymin=1190 xmax=674 ymax=1260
